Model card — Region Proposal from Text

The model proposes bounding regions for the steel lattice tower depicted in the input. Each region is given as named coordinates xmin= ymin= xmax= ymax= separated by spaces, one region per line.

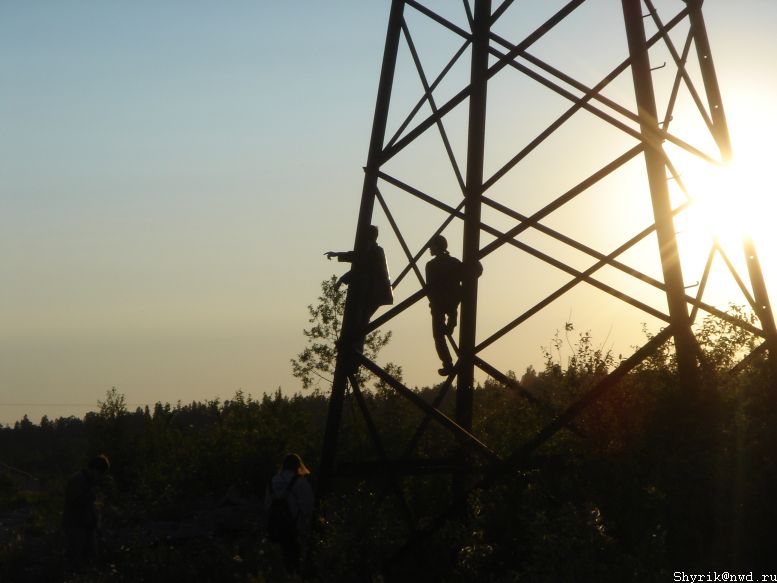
xmin=317 ymin=0 xmax=777 ymax=554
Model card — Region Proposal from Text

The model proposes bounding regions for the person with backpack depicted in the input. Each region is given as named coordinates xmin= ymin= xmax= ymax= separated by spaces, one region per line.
xmin=264 ymin=453 xmax=314 ymax=573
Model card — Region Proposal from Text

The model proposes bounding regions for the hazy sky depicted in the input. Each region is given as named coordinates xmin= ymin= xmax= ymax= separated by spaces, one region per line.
xmin=2 ymin=1 xmax=777 ymax=426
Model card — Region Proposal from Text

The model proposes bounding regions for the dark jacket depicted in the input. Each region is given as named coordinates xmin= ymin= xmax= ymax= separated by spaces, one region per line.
xmin=425 ymin=252 xmax=464 ymax=314
xmin=338 ymin=242 xmax=393 ymax=312
xmin=62 ymin=470 xmax=99 ymax=530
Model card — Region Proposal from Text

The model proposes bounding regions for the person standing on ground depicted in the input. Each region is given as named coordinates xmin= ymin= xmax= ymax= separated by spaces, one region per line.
xmin=264 ymin=453 xmax=315 ymax=574
xmin=62 ymin=454 xmax=110 ymax=571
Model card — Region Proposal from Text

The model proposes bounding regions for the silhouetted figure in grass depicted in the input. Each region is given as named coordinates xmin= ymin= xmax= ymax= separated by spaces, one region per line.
xmin=426 ymin=234 xmax=481 ymax=376
xmin=326 ymin=224 xmax=393 ymax=349
xmin=264 ymin=453 xmax=314 ymax=574
xmin=62 ymin=454 xmax=110 ymax=572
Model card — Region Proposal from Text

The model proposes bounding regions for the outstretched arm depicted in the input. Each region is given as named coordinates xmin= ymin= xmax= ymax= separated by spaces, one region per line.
xmin=324 ymin=250 xmax=356 ymax=263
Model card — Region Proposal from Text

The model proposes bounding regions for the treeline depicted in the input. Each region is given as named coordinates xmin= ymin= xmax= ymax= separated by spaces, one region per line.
xmin=1 ymin=389 xmax=329 ymax=503
xmin=1 ymin=316 xmax=776 ymax=581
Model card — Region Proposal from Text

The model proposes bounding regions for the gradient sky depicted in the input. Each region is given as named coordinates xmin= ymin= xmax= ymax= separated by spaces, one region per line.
xmin=2 ymin=1 xmax=777 ymax=426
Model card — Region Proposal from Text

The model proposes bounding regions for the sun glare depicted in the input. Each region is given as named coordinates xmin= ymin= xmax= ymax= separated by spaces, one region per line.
xmin=685 ymin=161 xmax=745 ymax=243
xmin=665 ymin=122 xmax=777 ymax=308
xmin=678 ymin=143 xmax=776 ymax=255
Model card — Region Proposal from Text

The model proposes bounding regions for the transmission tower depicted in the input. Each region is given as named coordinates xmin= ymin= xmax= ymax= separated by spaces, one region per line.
xmin=317 ymin=0 xmax=777 ymax=558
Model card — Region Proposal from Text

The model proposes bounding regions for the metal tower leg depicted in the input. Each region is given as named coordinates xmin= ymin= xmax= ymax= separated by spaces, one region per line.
xmin=451 ymin=0 xmax=491 ymax=497
xmin=318 ymin=0 xmax=406 ymax=500
xmin=622 ymin=0 xmax=698 ymax=389
xmin=457 ymin=0 xmax=491 ymax=434
xmin=686 ymin=0 xmax=731 ymax=160
xmin=744 ymin=237 xmax=777 ymax=379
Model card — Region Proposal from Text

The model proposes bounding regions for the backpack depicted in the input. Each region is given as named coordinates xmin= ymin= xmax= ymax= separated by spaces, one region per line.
xmin=266 ymin=474 xmax=299 ymax=544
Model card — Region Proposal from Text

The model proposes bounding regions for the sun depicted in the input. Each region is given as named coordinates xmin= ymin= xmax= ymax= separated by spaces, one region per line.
xmin=664 ymin=125 xmax=777 ymax=309
xmin=675 ymin=137 xmax=776 ymax=256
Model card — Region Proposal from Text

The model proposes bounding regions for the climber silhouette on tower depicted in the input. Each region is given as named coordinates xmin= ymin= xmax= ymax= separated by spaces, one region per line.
xmin=425 ymin=234 xmax=481 ymax=376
